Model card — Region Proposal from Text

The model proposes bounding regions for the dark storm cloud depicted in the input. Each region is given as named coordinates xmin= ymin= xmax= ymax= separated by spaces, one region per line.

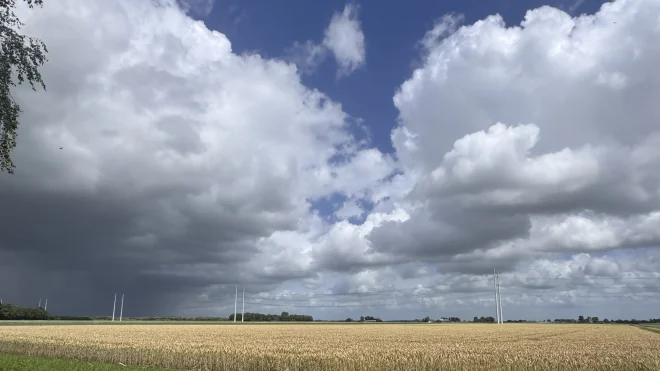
xmin=368 ymin=205 xmax=530 ymax=260
xmin=0 ymin=185 xmax=263 ymax=316
xmin=0 ymin=0 xmax=357 ymax=317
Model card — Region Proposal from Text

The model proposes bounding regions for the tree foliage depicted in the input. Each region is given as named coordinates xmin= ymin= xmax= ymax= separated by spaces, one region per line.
xmin=228 ymin=311 xmax=314 ymax=322
xmin=0 ymin=303 xmax=53 ymax=320
xmin=359 ymin=315 xmax=382 ymax=322
xmin=473 ymin=316 xmax=496 ymax=323
xmin=0 ymin=0 xmax=47 ymax=173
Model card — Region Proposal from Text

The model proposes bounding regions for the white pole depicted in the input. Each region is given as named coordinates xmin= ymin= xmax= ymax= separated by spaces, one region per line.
xmin=38 ymin=298 xmax=41 ymax=308
xmin=234 ymin=285 xmax=238 ymax=323
xmin=242 ymin=286 xmax=245 ymax=323
xmin=494 ymin=269 xmax=499 ymax=324
xmin=112 ymin=293 xmax=117 ymax=321
xmin=44 ymin=298 xmax=48 ymax=311
xmin=120 ymin=294 xmax=124 ymax=322
xmin=497 ymin=271 xmax=503 ymax=324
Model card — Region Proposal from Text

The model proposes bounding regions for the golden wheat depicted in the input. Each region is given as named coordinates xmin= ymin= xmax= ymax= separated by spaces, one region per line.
xmin=0 ymin=323 xmax=658 ymax=370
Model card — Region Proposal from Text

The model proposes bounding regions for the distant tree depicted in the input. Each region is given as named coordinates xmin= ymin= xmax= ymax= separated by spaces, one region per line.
xmin=578 ymin=315 xmax=585 ymax=323
xmin=281 ymin=312 xmax=289 ymax=318
xmin=54 ymin=316 xmax=92 ymax=321
xmin=345 ymin=317 xmax=353 ymax=322
xmin=591 ymin=316 xmax=598 ymax=323
xmin=0 ymin=0 xmax=49 ymax=173
xmin=421 ymin=316 xmax=430 ymax=322
xmin=228 ymin=311 xmax=312 ymax=322
xmin=603 ymin=318 xmax=609 ymax=323
xmin=473 ymin=316 xmax=478 ymax=323
xmin=472 ymin=316 xmax=496 ymax=323
xmin=360 ymin=316 xmax=365 ymax=322
xmin=0 ymin=303 xmax=53 ymax=320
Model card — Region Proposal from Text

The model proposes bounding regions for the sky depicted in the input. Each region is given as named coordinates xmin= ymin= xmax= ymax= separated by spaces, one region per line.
xmin=1 ymin=0 xmax=659 ymax=321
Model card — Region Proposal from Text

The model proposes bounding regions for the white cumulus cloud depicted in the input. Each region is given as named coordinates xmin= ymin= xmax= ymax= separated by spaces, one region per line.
xmin=286 ymin=3 xmax=366 ymax=77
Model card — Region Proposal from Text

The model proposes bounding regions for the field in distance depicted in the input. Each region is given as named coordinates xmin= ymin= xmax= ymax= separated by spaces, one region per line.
xmin=1 ymin=323 xmax=659 ymax=371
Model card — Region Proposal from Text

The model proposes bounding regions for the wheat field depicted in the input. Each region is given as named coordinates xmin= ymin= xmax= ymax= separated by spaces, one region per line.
xmin=0 ymin=323 xmax=659 ymax=370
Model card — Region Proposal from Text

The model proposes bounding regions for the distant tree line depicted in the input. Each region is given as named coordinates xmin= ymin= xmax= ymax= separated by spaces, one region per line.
xmin=344 ymin=316 xmax=383 ymax=322
xmin=414 ymin=317 xmax=461 ymax=323
xmin=549 ymin=316 xmax=660 ymax=324
xmin=57 ymin=316 xmax=94 ymax=321
xmin=3 ymin=301 xmax=658 ymax=324
xmin=228 ymin=311 xmax=313 ymax=322
xmin=436 ymin=317 xmax=461 ymax=322
xmin=0 ymin=304 xmax=53 ymax=320
xmin=360 ymin=316 xmax=382 ymax=322
xmin=0 ymin=303 xmax=96 ymax=320
xmin=473 ymin=316 xmax=496 ymax=323
xmin=96 ymin=316 xmax=228 ymax=321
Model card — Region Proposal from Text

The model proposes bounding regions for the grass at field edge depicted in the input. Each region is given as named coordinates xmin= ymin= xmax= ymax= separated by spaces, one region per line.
xmin=638 ymin=325 xmax=660 ymax=335
xmin=0 ymin=352 xmax=175 ymax=371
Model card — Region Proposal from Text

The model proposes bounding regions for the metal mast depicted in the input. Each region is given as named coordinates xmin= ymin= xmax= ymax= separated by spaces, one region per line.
xmin=497 ymin=271 xmax=503 ymax=324
xmin=494 ymin=269 xmax=500 ymax=324
xmin=120 ymin=294 xmax=124 ymax=322
xmin=112 ymin=293 xmax=117 ymax=321
xmin=234 ymin=285 xmax=238 ymax=323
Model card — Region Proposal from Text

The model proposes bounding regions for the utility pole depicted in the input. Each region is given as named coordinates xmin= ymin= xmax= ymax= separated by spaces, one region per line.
xmin=242 ymin=286 xmax=245 ymax=323
xmin=44 ymin=298 xmax=48 ymax=311
xmin=112 ymin=293 xmax=117 ymax=321
xmin=38 ymin=298 xmax=41 ymax=308
xmin=120 ymin=294 xmax=124 ymax=322
xmin=497 ymin=271 xmax=503 ymax=324
xmin=234 ymin=285 xmax=238 ymax=323
xmin=494 ymin=269 xmax=500 ymax=324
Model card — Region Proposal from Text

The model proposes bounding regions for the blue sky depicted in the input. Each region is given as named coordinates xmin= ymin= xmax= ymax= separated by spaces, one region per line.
xmin=198 ymin=0 xmax=610 ymax=224
xmin=204 ymin=0 xmax=606 ymax=156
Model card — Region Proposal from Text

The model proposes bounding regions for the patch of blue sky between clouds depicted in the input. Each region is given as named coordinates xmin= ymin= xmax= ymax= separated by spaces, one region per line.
xmin=308 ymin=192 xmax=347 ymax=220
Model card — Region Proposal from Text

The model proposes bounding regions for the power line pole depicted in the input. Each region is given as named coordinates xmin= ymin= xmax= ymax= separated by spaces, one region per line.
xmin=242 ymin=286 xmax=245 ymax=323
xmin=494 ymin=269 xmax=500 ymax=324
xmin=497 ymin=271 xmax=503 ymax=324
xmin=112 ymin=293 xmax=117 ymax=321
xmin=120 ymin=294 xmax=124 ymax=322
xmin=234 ymin=285 xmax=238 ymax=323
